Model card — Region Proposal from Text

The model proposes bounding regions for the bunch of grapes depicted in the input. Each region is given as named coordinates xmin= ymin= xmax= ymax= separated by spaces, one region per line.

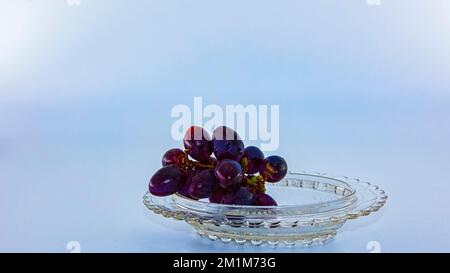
xmin=148 ymin=126 xmax=288 ymax=206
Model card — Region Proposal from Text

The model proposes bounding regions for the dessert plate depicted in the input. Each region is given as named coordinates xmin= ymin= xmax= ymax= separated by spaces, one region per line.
xmin=143 ymin=172 xmax=388 ymax=247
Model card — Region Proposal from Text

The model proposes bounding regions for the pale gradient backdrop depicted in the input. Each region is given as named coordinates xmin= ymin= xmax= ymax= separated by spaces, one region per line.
xmin=1 ymin=0 xmax=450 ymax=252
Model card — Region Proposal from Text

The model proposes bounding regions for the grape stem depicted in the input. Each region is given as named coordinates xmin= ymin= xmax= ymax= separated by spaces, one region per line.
xmin=182 ymin=149 xmax=217 ymax=170
xmin=193 ymin=161 xmax=216 ymax=169
xmin=243 ymin=175 xmax=266 ymax=193
xmin=240 ymin=157 xmax=249 ymax=173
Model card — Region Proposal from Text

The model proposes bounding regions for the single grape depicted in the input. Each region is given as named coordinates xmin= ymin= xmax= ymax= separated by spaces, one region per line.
xmin=260 ymin=155 xmax=288 ymax=183
xmin=212 ymin=126 xmax=244 ymax=161
xmin=210 ymin=179 xmax=240 ymax=203
xmin=222 ymin=187 xmax=254 ymax=205
xmin=188 ymin=169 xmax=219 ymax=199
xmin=214 ymin=159 xmax=244 ymax=190
xmin=240 ymin=146 xmax=264 ymax=174
xmin=209 ymin=188 xmax=227 ymax=203
xmin=177 ymin=170 xmax=198 ymax=199
xmin=149 ymin=165 xmax=187 ymax=196
xmin=162 ymin=148 xmax=185 ymax=167
xmin=223 ymin=180 xmax=241 ymax=193
xmin=183 ymin=126 xmax=213 ymax=163
xmin=254 ymin=192 xmax=278 ymax=206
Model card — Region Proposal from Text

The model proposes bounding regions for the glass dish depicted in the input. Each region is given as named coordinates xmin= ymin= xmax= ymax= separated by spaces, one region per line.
xmin=143 ymin=171 xmax=388 ymax=247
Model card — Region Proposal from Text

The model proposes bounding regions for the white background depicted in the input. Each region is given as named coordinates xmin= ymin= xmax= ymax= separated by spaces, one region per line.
xmin=1 ymin=0 xmax=450 ymax=252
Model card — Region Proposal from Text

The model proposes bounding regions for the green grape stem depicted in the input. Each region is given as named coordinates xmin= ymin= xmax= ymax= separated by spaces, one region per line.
xmin=240 ymin=157 xmax=249 ymax=173
xmin=182 ymin=149 xmax=216 ymax=170
xmin=243 ymin=175 xmax=266 ymax=193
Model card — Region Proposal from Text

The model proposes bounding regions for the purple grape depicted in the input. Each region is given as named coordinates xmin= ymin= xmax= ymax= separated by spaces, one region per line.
xmin=162 ymin=148 xmax=185 ymax=167
xmin=183 ymin=126 xmax=212 ymax=163
xmin=240 ymin=146 xmax=264 ymax=174
xmin=254 ymin=192 xmax=277 ymax=206
xmin=223 ymin=180 xmax=241 ymax=193
xmin=214 ymin=159 xmax=244 ymax=190
xmin=212 ymin=126 xmax=244 ymax=161
xmin=149 ymin=165 xmax=187 ymax=196
xmin=209 ymin=180 xmax=240 ymax=203
xmin=209 ymin=188 xmax=227 ymax=203
xmin=260 ymin=155 xmax=288 ymax=183
xmin=188 ymin=169 xmax=219 ymax=199
xmin=177 ymin=170 xmax=198 ymax=200
xmin=222 ymin=187 xmax=254 ymax=205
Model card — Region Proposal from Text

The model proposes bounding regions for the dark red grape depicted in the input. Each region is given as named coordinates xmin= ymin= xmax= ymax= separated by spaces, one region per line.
xmin=223 ymin=180 xmax=241 ymax=193
xmin=209 ymin=188 xmax=227 ymax=203
xmin=222 ymin=187 xmax=254 ymax=205
xmin=214 ymin=159 xmax=244 ymax=190
xmin=260 ymin=155 xmax=288 ymax=183
xmin=240 ymin=146 xmax=264 ymax=174
xmin=162 ymin=148 xmax=185 ymax=167
xmin=183 ymin=126 xmax=212 ymax=163
xmin=254 ymin=192 xmax=277 ymax=206
xmin=209 ymin=180 xmax=241 ymax=203
xmin=177 ymin=170 xmax=198 ymax=199
xmin=149 ymin=165 xmax=187 ymax=196
xmin=188 ymin=169 xmax=219 ymax=199
xmin=212 ymin=126 xmax=244 ymax=161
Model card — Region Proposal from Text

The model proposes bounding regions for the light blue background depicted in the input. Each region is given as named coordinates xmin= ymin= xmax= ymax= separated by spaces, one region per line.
xmin=1 ymin=0 xmax=450 ymax=252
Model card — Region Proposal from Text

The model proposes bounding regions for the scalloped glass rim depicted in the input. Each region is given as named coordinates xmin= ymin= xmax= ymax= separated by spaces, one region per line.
xmin=144 ymin=171 xmax=387 ymax=221
xmin=143 ymin=171 xmax=388 ymax=246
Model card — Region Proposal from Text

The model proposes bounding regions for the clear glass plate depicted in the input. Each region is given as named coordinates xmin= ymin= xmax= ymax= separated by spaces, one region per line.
xmin=143 ymin=172 xmax=388 ymax=247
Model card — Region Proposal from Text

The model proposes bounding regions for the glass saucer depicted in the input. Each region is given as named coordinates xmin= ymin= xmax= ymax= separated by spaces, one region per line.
xmin=143 ymin=172 xmax=387 ymax=247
